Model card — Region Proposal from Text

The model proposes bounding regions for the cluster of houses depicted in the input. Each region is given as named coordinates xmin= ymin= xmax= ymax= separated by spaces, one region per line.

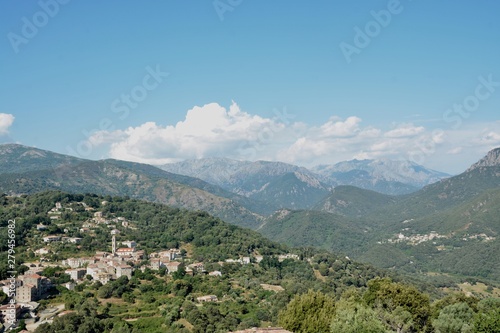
xmin=62 ymin=235 xmax=144 ymax=285
xmin=63 ymin=254 xmax=134 ymax=286
xmin=40 ymin=202 xmax=134 ymax=245
xmin=385 ymin=231 xmax=448 ymax=245
xmin=383 ymin=230 xmax=496 ymax=247
xmin=0 ymin=201 xmax=306 ymax=327
xmin=223 ymin=254 xmax=299 ymax=264
xmin=42 ymin=235 xmax=82 ymax=244
xmin=147 ymin=249 xmax=182 ymax=273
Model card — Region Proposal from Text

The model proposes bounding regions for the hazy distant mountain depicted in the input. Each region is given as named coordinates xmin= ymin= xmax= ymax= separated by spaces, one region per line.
xmin=312 ymin=159 xmax=451 ymax=195
xmin=160 ymin=159 xmax=331 ymax=209
xmin=158 ymin=157 xmax=247 ymax=186
xmin=160 ymin=157 xmax=450 ymax=205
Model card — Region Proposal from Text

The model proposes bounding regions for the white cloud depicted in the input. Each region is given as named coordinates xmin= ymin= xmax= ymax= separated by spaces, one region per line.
xmin=478 ymin=131 xmax=500 ymax=145
xmin=0 ymin=113 xmax=15 ymax=135
xmin=89 ymin=102 xmax=289 ymax=164
xmin=384 ymin=124 xmax=425 ymax=138
xmin=86 ymin=102 xmax=500 ymax=173
xmin=320 ymin=116 xmax=361 ymax=137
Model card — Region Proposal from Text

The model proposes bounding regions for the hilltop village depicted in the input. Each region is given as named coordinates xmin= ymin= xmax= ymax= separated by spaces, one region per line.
xmin=0 ymin=199 xmax=300 ymax=331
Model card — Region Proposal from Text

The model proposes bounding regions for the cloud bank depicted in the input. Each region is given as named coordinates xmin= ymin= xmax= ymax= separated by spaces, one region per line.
xmin=86 ymin=102 xmax=500 ymax=173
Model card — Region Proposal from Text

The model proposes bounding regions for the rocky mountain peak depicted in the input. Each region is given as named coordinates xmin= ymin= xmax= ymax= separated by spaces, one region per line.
xmin=467 ymin=148 xmax=500 ymax=172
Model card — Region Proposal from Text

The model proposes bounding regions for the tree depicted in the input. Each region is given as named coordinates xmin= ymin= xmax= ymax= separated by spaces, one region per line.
xmin=172 ymin=264 xmax=186 ymax=280
xmin=477 ymin=298 xmax=500 ymax=313
xmin=330 ymin=300 xmax=387 ymax=333
xmin=473 ymin=309 xmax=500 ymax=333
xmin=278 ymin=290 xmax=335 ymax=333
xmin=433 ymin=302 xmax=474 ymax=333
xmin=123 ymin=292 xmax=135 ymax=304
xmin=77 ymin=316 xmax=102 ymax=333
xmin=473 ymin=299 xmax=500 ymax=333
xmin=77 ymin=298 xmax=99 ymax=317
xmin=364 ymin=278 xmax=431 ymax=331
xmin=376 ymin=305 xmax=414 ymax=333
xmin=97 ymin=284 xmax=113 ymax=299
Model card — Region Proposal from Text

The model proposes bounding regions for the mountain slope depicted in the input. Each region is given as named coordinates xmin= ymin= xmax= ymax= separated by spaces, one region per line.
xmin=0 ymin=145 xmax=269 ymax=228
xmin=260 ymin=209 xmax=370 ymax=256
xmin=106 ymin=159 xmax=276 ymax=215
xmin=0 ymin=143 xmax=85 ymax=173
xmin=314 ymin=185 xmax=399 ymax=217
xmin=361 ymin=187 xmax=500 ymax=280
xmin=248 ymin=171 xmax=331 ymax=209
xmin=157 ymin=157 xmax=247 ymax=186
xmin=368 ymin=165 xmax=500 ymax=225
xmin=467 ymin=147 xmax=500 ymax=171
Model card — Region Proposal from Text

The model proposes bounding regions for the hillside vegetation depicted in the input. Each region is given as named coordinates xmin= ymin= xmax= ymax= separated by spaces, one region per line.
xmin=1 ymin=144 xmax=500 ymax=299
xmin=1 ymin=192 xmax=498 ymax=332
xmin=265 ymin=161 xmax=500 ymax=284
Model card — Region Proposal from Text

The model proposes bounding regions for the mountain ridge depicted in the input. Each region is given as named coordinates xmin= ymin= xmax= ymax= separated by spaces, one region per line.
xmin=467 ymin=147 xmax=500 ymax=171
xmin=159 ymin=158 xmax=332 ymax=210
xmin=160 ymin=157 xmax=450 ymax=203
xmin=0 ymin=144 xmax=268 ymax=228
xmin=312 ymin=158 xmax=451 ymax=195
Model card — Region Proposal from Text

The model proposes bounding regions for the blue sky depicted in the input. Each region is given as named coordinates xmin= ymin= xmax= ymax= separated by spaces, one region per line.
xmin=1 ymin=0 xmax=500 ymax=174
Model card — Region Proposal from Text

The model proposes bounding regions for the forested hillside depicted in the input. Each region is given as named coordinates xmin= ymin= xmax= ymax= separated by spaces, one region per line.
xmin=1 ymin=192 xmax=497 ymax=332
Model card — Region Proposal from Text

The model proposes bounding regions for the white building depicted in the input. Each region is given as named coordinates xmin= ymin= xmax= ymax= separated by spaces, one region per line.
xmin=65 ymin=268 xmax=86 ymax=281
xmin=121 ymin=241 xmax=137 ymax=248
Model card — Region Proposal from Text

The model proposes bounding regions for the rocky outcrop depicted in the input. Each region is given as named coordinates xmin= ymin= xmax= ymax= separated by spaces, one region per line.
xmin=467 ymin=148 xmax=500 ymax=172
